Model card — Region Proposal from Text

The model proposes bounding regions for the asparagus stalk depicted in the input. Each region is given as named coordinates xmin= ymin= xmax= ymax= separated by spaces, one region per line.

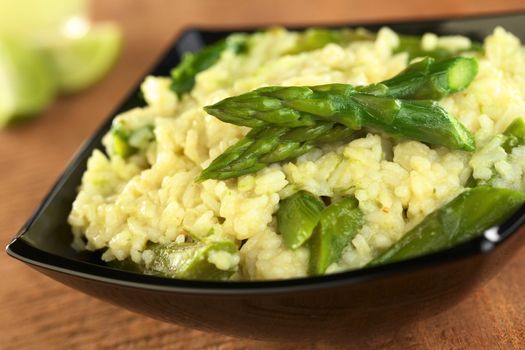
xmin=204 ymin=83 xmax=475 ymax=149
xmin=204 ymin=85 xmax=474 ymax=151
xmin=368 ymin=186 xmax=525 ymax=266
xmin=110 ymin=124 xmax=155 ymax=158
xmin=200 ymin=56 xmax=477 ymax=180
xmin=170 ymin=34 xmax=248 ymax=97
xmin=205 ymin=56 xmax=478 ymax=127
xmin=360 ymin=56 xmax=478 ymax=100
xmin=206 ymin=56 xmax=477 ymax=126
xmin=198 ymin=123 xmax=353 ymax=181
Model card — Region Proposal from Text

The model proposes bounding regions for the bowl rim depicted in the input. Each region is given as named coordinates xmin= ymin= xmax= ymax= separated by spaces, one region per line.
xmin=6 ymin=10 xmax=525 ymax=295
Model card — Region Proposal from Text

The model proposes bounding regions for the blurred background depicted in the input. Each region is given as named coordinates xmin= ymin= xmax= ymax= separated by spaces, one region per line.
xmin=2 ymin=1 xmax=525 ymax=349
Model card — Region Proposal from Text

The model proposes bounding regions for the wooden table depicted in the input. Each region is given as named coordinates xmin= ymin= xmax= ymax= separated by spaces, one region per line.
xmin=2 ymin=1 xmax=525 ymax=349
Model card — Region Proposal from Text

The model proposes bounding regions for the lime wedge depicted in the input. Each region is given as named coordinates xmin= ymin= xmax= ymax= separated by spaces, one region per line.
xmin=0 ymin=36 xmax=58 ymax=127
xmin=45 ymin=23 xmax=122 ymax=93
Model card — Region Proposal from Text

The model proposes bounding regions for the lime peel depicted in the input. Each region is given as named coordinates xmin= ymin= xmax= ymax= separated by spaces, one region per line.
xmin=0 ymin=36 xmax=58 ymax=126
xmin=45 ymin=23 xmax=123 ymax=93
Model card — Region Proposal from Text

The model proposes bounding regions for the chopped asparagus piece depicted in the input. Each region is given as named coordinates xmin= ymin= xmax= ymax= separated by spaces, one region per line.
xmin=110 ymin=124 xmax=154 ymax=158
xmin=111 ymin=127 xmax=137 ymax=158
xmin=277 ymin=191 xmax=326 ymax=249
xmin=502 ymin=118 xmax=525 ymax=152
xmin=309 ymin=197 xmax=363 ymax=276
xmin=369 ymin=186 xmax=525 ymax=266
xmin=146 ymin=241 xmax=239 ymax=280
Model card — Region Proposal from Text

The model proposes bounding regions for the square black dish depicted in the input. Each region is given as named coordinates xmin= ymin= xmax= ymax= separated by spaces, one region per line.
xmin=7 ymin=12 xmax=525 ymax=341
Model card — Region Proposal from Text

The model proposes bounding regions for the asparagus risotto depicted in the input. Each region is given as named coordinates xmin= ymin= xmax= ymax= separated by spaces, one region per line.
xmin=68 ymin=27 xmax=525 ymax=280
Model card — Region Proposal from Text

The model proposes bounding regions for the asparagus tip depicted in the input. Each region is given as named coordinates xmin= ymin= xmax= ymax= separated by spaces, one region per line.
xmin=203 ymin=105 xmax=214 ymax=114
xmin=195 ymin=172 xmax=208 ymax=183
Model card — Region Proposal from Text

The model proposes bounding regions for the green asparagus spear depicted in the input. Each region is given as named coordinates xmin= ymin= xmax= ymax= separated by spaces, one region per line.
xmin=205 ymin=56 xmax=478 ymax=128
xmin=309 ymin=197 xmax=363 ymax=276
xmin=145 ymin=241 xmax=239 ymax=280
xmin=170 ymin=34 xmax=248 ymax=97
xmin=277 ymin=191 xmax=326 ymax=249
xmin=205 ymin=83 xmax=475 ymax=151
xmin=359 ymin=56 xmax=478 ymax=100
xmin=369 ymin=186 xmax=525 ymax=267
xmin=198 ymin=123 xmax=354 ymax=181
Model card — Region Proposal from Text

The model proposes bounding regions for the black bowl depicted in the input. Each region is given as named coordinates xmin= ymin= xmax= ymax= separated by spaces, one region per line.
xmin=7 ymin=12 xmax=525 ymax=342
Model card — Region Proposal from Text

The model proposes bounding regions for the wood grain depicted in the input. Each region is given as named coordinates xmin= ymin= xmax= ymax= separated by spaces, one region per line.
xmin=2 ymin=1 xmax=525 ymax=349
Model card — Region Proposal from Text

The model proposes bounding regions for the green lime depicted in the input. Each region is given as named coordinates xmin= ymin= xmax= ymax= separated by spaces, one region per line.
xmin=45 ymin=23 xmax=122 ymax=93
xmin=0 ymin=0 xmax=87 ymax=40
xmin=0 ymin=36 xmax=58 ymax=127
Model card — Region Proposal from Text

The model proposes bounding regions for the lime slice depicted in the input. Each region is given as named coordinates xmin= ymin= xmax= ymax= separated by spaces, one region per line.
xmin=0 ymin=0 xmax=87 ymax=40
xmin=0 ymin=36 xmax=58 ymax=127
xmin=45 ymin=23 xmax=122 ymax=93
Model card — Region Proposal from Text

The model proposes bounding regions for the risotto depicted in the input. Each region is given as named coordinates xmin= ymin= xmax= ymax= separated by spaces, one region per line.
xmin=68 ymin=26 xmax=525 ymax=280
